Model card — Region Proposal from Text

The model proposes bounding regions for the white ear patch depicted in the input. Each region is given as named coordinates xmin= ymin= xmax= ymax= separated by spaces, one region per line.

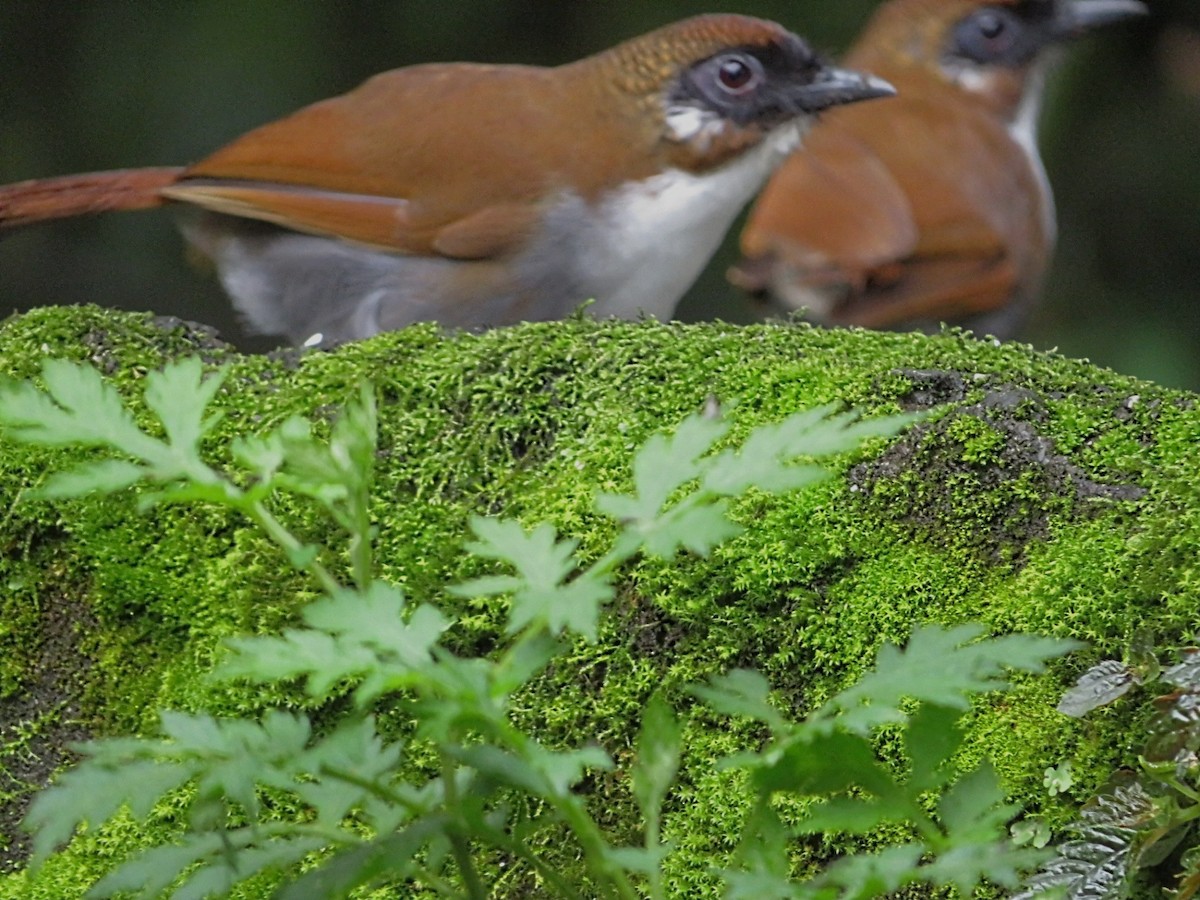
xmin=667 ymin=105 xmax=710 ymax=142
xmin=665 ymin=104 xmax=719 ymax=146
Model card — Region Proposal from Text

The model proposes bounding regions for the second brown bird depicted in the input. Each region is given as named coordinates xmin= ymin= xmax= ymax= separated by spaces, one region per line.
xmin=731 ymin=0 xmax=1147 ymax=338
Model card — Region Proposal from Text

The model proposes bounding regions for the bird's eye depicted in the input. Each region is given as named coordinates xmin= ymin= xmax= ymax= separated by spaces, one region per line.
xmin=953 ymin=8 xmax=1022 ymax=62
xmin=714 ymin=53 xmax=763 ymax=95
xmin=977 ymin=12 xmax=1008 ymax=40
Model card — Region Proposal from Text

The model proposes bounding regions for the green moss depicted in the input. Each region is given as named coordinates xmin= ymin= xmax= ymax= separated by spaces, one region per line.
xmin=0 ymin=305 xmax=1196 ymax=895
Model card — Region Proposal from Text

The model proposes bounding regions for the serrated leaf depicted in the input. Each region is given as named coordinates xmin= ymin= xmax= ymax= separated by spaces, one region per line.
xmin=460 ymin=742 xmax=611 ymax=800
xmin=455 ymin=745 xmax=548 ymax=797
xmin=143 ymin=358 xmax=227 ymax=454
xmin=595 ymin=413 xmax=729 ymax=525
xmin=159 ymin=711 xmax=229 ymax=754
xmin=0 ymin=360 xmax=158 ymax=458
xmin=38 ymin=459 xmax=146 ymax=498
xmin=448 ymin=575 xmax=522 ymax=598
xmin=795 ymin=796 xmax=915 ymax=835
xmin=155 ymin=711 xmax=312 ymax=819
xmin=937 ymin=762 xmax=1014 ymax=842
xmin=219 ymin=628 xmax=375 ymax=696
xmin=507 ymin=567 xmax=612 ymax=642
xmin=703 ymin=404 xmax=850 ymax=497
xmin=632 ymin=694 xmax=681 ymax=827
xmin=275 ymin=819 xmax=447 ymax=900
xmin=268 ymin=386 xmax=377 ymax=530
xmin=230 ymin=431 xmax=286 ymax=478
xmin=296 ymin=718 xmax=405 ymax=828
xmin=1057 ymin=660 xmax=1140 ymax=717
xmin=723 ymin=869 xmax=799 ymax=900
xmin=756 ymin=731 xmax=901 ymax=800
xmin=690 ymin=669 xmax=788 ymax=734
xmin=168 ymin=836 xmax=328 ymax=900
xmin=463 ymin=518 xmax=575 ymax=584
xmin=806 ymin=843 xmax=926 ymax=900
xmin=25 ymin=754 xmax=195 ymax=865
xmin=138 ymin=481 xmax=239 ymax=511
xmin=726 ymin=803 xmax=794 ymax=898
xmin=905 ymin=703 xmax=965 ymax=792
xmin=643 ymin=498 xmax=742 ymax=558
xmin=303 ymin=585 xmax=447 ymax=668
xmin=535 ymin=744 xmax=613 ymax=796
xmin=797 ymin=410 xmax=922 ymax=458
xmin=84 ymin=832 xmax=231 ymax=899
xmin=607 ymin=845 xmax=673 ymax=876
xmin=828 ymin=626 xmax=1079 ymax=734
xmin=454 ymin=518 xmax=612 ymax=639
xmin=491 ymin=630 xmax=562 ymax=695
xmin=921 ymin=841 xmax=1049 ymax=895
xmin=329 ymin=383 xmax=378 ymax=475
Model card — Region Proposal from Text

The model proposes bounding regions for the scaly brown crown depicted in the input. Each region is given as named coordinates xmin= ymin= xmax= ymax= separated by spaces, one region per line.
xmin=595 ymin=14 xmax=805 ymax=97
xmin=569 ymin=14 xmax=893 ymax=173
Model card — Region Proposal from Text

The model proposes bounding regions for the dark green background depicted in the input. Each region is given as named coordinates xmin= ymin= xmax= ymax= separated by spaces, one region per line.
xmin=1 ymin=2 xmax=1196 ymax=386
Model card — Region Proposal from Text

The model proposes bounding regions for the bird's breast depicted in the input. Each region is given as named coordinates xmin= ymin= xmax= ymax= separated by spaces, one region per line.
xmin=532 ymin=126 xmax=800 ymax=319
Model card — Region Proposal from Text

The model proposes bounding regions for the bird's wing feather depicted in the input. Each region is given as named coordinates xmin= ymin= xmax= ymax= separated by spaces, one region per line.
xmin=169 ymin=64 xmax=579 ymax=259
xmin=736 ymin=122 xmax=920 ymax=287
xmin=736 ymin=84 xmax=1031 ymax=326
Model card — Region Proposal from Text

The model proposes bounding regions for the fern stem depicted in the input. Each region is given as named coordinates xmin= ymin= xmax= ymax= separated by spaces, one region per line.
xmin=553 ymin=794 xmax=642 ymax=900
xmin=440 ymin=751 xmax=489 ymax=900
xmin=245 ymin=498 xmax=343 ymax=596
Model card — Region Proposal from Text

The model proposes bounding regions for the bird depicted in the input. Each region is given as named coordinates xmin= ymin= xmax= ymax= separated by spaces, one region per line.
xmin=729 ymin=0 xmax=1147 ymax=339
xmin=0 ymin=15 xmax=893 ymax=348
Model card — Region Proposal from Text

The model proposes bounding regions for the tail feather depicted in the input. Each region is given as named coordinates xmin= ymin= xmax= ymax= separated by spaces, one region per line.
xmin=0 ymin=167 xmax=185 ymax=228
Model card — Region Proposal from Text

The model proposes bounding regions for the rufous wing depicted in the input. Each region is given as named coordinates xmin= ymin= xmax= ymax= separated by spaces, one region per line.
xmin=734 ymin=84 xmax=1030 ymax=328
xmin=164 ymin=64 xmax=569 ymax=260
xmin=733 ymin=122 xmax=919 ymax=295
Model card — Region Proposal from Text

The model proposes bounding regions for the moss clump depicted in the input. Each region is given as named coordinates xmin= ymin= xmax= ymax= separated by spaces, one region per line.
xmin=0 ymin=305 xmax=1196 ymax=897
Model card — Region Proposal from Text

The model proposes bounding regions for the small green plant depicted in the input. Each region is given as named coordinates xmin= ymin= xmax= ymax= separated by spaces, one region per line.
xmin=695 ymin=623 xmax=1071 ymax=899
xmin=1045 ymin=762 xmax=1075 ymax=798
xmin=1018 ymin=635 xmax=1200 ymax=900
xmin=0 ymin=358 xmax=1075 ymax=898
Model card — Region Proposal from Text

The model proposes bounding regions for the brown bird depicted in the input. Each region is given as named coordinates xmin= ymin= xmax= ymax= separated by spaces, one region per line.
xmin=0 ymin=15 xmax=892 ymax=347
xmin=730 ymin=0 xmax=1147 ymax=338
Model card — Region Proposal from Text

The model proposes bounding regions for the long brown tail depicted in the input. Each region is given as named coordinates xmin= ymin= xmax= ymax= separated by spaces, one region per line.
xmin=0 ymin=167 xmax=185 ymax=228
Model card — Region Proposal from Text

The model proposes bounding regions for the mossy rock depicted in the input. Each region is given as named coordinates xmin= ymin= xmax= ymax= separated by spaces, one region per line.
xmin=0 ymin=305 xmax=1195 ymax=898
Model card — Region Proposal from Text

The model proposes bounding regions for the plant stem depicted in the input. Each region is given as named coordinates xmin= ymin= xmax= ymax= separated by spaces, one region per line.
xmin=473 ymin=820 xmax=589 ymax=900
xmin=348 ymin=508 xmax=374 ymax=591
xmin=320 ymin=764 xmax=428 ymax=818
xmin=646 ymin=807 xmax=663 ymax=900
xmin=440 ymin=751 xmax=489 ymax=900
xmin=245 ymin=498 xmax=343 ymax=596
xmin=555 ymin=795 xmax=642 ymax=900
xmin=1164 ymin=774 xmax=1200 ymax=805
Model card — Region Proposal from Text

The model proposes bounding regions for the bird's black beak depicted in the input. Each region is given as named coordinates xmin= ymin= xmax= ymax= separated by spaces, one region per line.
xmin=1054 ymin=0 xmax=1148 ymax=38
xmin=794 ymin=67 xmax=896 ymax=114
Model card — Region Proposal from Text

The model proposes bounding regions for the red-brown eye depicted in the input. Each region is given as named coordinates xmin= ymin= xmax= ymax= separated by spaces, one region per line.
xmin=715 ymin=54 xmax=761 ymax=94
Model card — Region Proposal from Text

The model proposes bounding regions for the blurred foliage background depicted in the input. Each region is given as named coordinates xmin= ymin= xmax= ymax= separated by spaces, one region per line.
xmin=1 ymin=2 xmax=1197 ymax=386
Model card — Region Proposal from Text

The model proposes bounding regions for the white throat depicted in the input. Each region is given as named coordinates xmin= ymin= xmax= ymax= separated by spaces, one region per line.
xmin=1009 ymin=64 xmax=1056 ymax=240
xmin=563 ymin=121 xmax=806 ymax=320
